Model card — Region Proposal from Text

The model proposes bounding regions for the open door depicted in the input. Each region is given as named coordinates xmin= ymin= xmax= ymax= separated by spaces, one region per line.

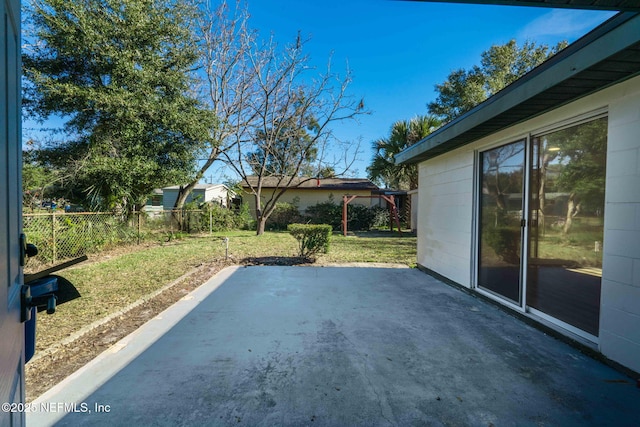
xmin=1 ymin=0 xmax=25 ymax=425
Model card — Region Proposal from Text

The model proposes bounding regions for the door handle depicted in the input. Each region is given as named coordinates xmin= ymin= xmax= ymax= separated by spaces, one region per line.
xmin=19 ymin=233 xmax=38 ymax=266
xmin=21 ymin=277 xmax=58 ymax=322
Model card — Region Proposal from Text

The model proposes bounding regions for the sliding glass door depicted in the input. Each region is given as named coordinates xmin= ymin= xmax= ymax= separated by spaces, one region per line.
xmin=476 ymin=116 xmax=607 ymax=338
xmin=527 ymin=117 xmax=607 ymax=337
xmin=478 ymin=140 xmax=526 ymax=304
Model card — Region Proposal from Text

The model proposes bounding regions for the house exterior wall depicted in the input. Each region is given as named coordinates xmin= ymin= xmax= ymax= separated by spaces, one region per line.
xmin=417 ymin=151 xmax=474 ymax=287
xmin=162 ymin=186 xmax=229 ymax=210
xmin=242 ymin=188 xmax=374 ymax=218
xmin=408 ymin=189 xmax=419 ymax=232
xmin=600 ymin=77 xmax=640 ymax=372
xmin=162 ymin=189 xmax=204 ymax=210
xmin=204 ymin=186 xmax=230 ymax=207
xmin=417 ymin=75 xmax=640 ymax=373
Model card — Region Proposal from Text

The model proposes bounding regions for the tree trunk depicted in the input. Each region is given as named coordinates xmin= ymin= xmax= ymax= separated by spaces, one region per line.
xmin=253 ymin=192 xmax=265 ymax=235
xmin=563 ymin=192 xmax=579 ymax=235
xmin=172 ymin=148 xmax=220 ymax=230
xmin=256 ymin=217 xmax=266 ymax=235
xmin=174 ymin=184 xmax=195 ymax=211
xmin=171 ymin=185 xmax=195 ymax=231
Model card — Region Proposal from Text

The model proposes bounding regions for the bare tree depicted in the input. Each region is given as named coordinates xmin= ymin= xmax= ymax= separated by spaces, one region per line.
xmin=172 ymin=1 xmax=260 ymax=214
xmin=174 ymin=1 xmax=365 ymax=236
xmin=222 ymin=30 xmax=366 ymax=234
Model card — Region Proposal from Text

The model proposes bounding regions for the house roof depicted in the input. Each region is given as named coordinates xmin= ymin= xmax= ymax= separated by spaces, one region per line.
xmin=241 ymin=176 xmax=379 ymax=191
xmin=408 ymin=1 xmax=640 ymax=12
xmin=396 ymin=12 xmax=640 ymax=165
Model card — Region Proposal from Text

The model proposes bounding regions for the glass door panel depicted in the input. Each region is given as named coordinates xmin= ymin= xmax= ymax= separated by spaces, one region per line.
xmin=527 ymin=117 xmax=607 ymax=336
xmin=478 ymin=141 xmax=526 ymax=304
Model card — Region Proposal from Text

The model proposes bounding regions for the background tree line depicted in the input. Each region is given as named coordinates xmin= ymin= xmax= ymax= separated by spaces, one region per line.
xmin=22 ymin=0 xmax=365 ymax=235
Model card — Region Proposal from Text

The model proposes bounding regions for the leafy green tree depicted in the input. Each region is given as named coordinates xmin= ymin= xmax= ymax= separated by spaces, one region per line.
xmin=22 ymin=0 xmax=215 ymax=214
xmin=543 ymin=117 xmax=607 ymax=234
xmin=428 ymin=40 xmax=567 ymax=123
xmin=22 ymin=144 xmax=57 ymax=211
xmin=367 ymin=115 xmax=441 ymax=190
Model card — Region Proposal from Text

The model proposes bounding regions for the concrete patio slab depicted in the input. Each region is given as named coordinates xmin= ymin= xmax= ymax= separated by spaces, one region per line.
xmin=29 ymin=265 xmax=639 ymax=426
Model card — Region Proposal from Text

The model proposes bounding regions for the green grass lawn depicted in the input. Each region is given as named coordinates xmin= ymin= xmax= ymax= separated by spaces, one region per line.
xmin=35 ymin=230 xmax=417 ymax=353
xmin=218 ymin=229 xmax=417 ymax=265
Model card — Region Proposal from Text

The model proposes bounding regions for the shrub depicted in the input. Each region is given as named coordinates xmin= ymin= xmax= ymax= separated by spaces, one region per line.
xmin=347 ymin=204 xmax=375 ymax=231
xmin=202 ymin=203 xmax=242 ymax=232
xmin=484 ymin=226 xmax=521 ymax=264
xmin=234 ymin=203 xmax=254 ymax=230
xmin=288 ymin=223 xmax=332 ymax=258
xmin=305 ymin=200 xmax=382 ymax=231
xmin=175 ymin=202 xmax=255 ymax=233
xmin=266 ymin=203 xmax=301 ymax=231
xmin=305 ymin=200 xmax=342 ymax=230
xmin=371 ymin=206 xmax=390 ymax=229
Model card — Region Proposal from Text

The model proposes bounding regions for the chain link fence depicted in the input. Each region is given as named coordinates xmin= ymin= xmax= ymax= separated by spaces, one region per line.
xmin=22 ymin=208 xmax=249 ymax=272
xmin=23 ymin=212 xmax=138 ymax=268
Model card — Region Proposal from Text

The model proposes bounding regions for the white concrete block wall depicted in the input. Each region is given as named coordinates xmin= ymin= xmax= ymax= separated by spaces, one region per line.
xmin=600 ymin=78 xmax=640 ymax=373
xmin=417 ymin=150 xmax=474 ymax=287
xmin=415 ymin=76 xmax=640 ymax=373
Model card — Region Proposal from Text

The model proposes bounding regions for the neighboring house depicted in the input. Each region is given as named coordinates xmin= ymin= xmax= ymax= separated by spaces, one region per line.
xmin=143 ymin=188 xmax=164 ymax=215
xmin=240 ymin=176 xmax=379 ymax=217
xmin=162 ymin=184 xmax=234 ymax=210
xmin=396 ymin=12 xmax=640 ymax=374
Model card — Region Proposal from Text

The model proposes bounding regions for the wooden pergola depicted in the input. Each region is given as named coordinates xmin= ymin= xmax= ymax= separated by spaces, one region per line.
xmin=342 ymin=194 xmax=402 ymax=236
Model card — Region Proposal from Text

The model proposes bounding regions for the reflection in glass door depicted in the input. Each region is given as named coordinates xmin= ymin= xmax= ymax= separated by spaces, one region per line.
xmin=478 ymin=140 xmax=526 ymax=304
xmin=527 ymin=117 xmax=607 ymax=337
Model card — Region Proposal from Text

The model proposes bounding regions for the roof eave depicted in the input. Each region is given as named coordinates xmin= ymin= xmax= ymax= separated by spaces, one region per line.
xmin=407 ymin=1 xmax=640 ymax=13
xmin=396 ymin=12 xmax=640 ymax=165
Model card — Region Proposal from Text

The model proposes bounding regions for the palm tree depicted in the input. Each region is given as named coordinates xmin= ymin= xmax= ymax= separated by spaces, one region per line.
xmin=367 ymin=115 xmax=441 ymax=190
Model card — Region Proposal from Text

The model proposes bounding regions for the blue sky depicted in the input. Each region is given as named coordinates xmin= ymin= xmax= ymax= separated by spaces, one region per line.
xmin=234 ymin=0 xmax=616 ymax=179
xmin=23 ymin=1 xmax=617 ymax=184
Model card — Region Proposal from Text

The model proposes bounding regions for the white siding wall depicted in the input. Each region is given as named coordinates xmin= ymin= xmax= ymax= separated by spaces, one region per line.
xmin=417 ymin=150 xmax=474 ymax=287
xmin=600 ymin=78 xmax=640 ymax=372
xmin=163 ymin=187 xmax=227 ymax=210
xmin=416 ymin=75 xmax=640 ymax=373
xmin=204 ymin=186 xmax=230 ymax=207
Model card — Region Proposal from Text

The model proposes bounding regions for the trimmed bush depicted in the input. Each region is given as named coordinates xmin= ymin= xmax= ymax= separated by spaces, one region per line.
xmin=288 ymin=223 xmax=332 ymax=258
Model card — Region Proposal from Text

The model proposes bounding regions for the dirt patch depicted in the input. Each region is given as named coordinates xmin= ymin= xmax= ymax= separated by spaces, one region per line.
xmin=25 ymin=259 xmax=229 ymax=402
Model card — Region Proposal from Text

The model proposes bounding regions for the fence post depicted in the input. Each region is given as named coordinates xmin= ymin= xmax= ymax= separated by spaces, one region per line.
xmin=209 ymin=209 xmax=213 ymax=234
xmin=51 ymin=210 xmax=57 ymax=264
xmin=137 ymin=211 xmax=141 ymax=245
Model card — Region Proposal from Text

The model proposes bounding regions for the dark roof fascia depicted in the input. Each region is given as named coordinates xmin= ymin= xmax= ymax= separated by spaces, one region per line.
xmin=242 ymin=185 xmax=378 ymax=191
xmin=241 ymin=177 xmax=378 ymax=191
xmin=396 ymin=12 xmax=640 ymax=165
xmin=406 ymin=1 xmax=640 ymax=12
